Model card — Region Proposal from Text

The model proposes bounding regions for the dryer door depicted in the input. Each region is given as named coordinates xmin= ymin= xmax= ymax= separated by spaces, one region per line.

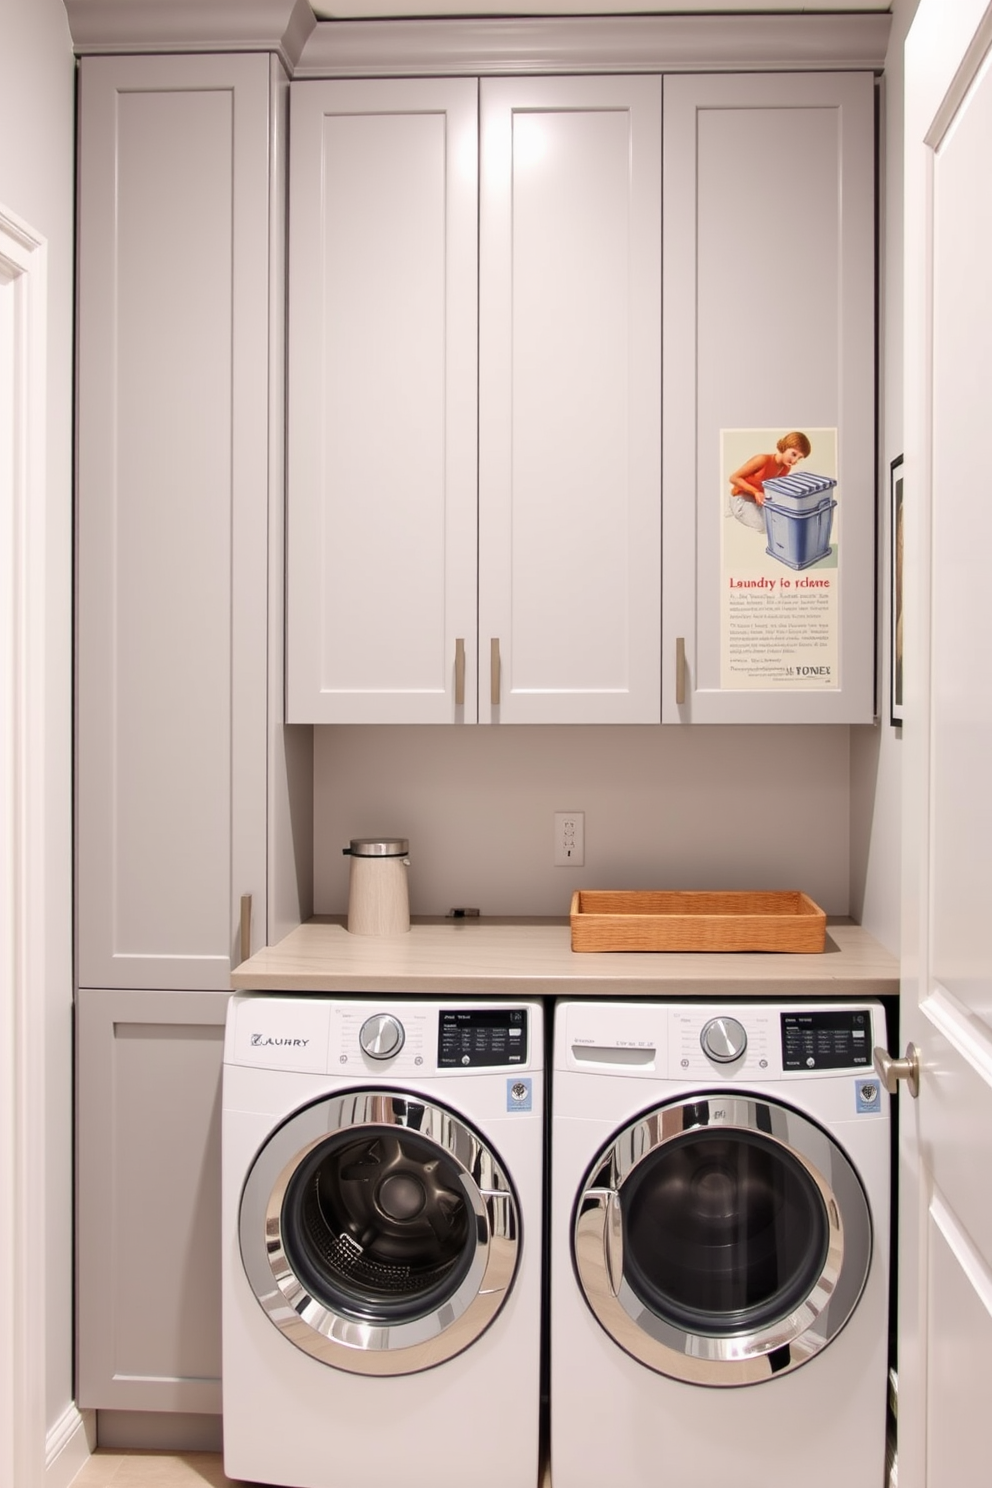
xmin=239 ymin=1091 xmax=519 ymax=1375
xmin=573 ymin=1094 xmax=871 ymax=1385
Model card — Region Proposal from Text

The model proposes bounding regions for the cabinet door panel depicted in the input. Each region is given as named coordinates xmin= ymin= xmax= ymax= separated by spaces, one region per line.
xmin=76 ymin=56 xmax=270 ymax=988
xmin=662 ymin=73 xmax=875 ymax=723
xmin=479 ymin=76 xmax=661 ymax=724
xmin=287 ymin=79 xmax=478 ymax=723
xmin=76 ymin=990 xmax=227 ymax=1414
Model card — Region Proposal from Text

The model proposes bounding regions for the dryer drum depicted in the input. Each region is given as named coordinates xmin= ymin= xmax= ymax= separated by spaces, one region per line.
xmin=621 ymin=1128 xmax=830 ymax=1335
xmin=239 ymin=1090 xmax=521 ymax=1375
xmin=572 ymin=1094 xmax=872 ymax=1387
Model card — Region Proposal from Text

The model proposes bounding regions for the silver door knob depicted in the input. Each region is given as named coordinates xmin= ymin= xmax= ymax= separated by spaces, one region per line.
xmin=359 ymin=1013 xmax=405 ymax=1060
xmin=873 ymin=1043 xmax=920 ymax=1098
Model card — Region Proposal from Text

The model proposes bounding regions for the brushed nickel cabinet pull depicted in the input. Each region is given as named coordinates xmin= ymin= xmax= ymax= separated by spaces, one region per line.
xmin=491 ymin=638 xmax=501 ymax=706
xmin=239 ymin=893 xmax=252 ymax=965
xmin=675 ymin=637 xmax=686 ymax=706
xmin=454 ymin=637 xmax=465 ymax=706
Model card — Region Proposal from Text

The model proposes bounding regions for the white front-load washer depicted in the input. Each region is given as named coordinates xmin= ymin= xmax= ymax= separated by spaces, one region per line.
xmin=551 ymin=1000 xmax=891 ymax=1488
xmin=222 ymin=994 xmax=543 ymax=1488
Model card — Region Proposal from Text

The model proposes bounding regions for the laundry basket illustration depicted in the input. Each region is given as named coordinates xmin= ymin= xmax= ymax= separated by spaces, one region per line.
xmin=762 ymin=471 xmax=838 ymax=570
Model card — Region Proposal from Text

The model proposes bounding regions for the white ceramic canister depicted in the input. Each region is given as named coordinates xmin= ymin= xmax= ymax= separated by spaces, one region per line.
xmin=343 ymin=838 xmax=411 ymax=936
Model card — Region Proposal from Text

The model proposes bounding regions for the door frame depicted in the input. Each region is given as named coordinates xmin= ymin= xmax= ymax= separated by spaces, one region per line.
xmin=0 ymin=202 xmax=51 ymax=1488
xmin=899 ymin=3 xmax=992 ymax=1483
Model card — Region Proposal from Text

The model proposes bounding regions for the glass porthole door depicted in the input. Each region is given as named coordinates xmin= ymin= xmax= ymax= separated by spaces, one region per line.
xmin=573 ymin=1095 xmax=872 ymax=1386
xmin=239 ymin=1092 xmax=520 ymax=1375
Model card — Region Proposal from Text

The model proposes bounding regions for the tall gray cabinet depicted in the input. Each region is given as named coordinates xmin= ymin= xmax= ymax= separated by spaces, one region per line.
xmin=74 ymin=51 xmax=310 ymax=1427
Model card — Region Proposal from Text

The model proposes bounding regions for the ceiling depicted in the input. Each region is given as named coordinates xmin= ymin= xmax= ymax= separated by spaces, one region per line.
xmin=312 ymin=2 xmax=890 ymax=19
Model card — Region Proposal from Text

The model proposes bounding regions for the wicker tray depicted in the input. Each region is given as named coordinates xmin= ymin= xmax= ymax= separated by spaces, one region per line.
xmin=569 ymin=890 xmax=827 ymax=954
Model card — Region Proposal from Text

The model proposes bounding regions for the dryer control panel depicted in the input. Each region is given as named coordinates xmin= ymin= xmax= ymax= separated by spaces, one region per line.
xmin=559 ymin=1001 xmax=882 ymax=1081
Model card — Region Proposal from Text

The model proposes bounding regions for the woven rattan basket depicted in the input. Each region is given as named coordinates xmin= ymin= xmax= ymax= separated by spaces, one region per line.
xmin=569 ymin=889 xmax=827 ymax=953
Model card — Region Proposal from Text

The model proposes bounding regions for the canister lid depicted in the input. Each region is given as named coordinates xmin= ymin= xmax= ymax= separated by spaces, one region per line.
xmin=345 ymin=838 xmax=409 ymax=857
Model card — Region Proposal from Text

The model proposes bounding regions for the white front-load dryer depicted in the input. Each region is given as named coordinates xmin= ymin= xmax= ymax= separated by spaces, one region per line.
xmin=551 ymin=1000 xmax=891 ymax=1488
xmin=222 ymin=994 xmax=543 ymax=1488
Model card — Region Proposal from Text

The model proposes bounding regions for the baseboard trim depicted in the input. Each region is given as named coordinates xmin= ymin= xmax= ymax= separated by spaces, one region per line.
xmin=96 ymin=1411 xmax=223 ymax=1453
xmin=45 ymin=1406 xmax=96 ymax=1488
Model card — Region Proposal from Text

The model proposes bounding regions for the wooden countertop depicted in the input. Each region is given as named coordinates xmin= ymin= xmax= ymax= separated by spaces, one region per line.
xmin=231 ymin=916 xmax=898 ymax=998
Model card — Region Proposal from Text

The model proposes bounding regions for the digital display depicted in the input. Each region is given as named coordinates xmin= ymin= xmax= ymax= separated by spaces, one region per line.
xmin=781 ymin=1009 xmax=872 ymax=1070
xmin=438 ymin=1008 xmax=528 ymax=1068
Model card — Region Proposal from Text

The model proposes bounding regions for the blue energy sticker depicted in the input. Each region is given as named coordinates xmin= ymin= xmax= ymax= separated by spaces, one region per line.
xmin=856 ymin=1079 xmax=882 ymax=1113
xmin=507 ymin=1077 xmax=533 ymax=1112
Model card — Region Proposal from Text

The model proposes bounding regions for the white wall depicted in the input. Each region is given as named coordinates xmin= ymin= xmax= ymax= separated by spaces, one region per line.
xmin=0 ymin=0 xmax=77 ymax=1466
xmin=315 ymin=724 xmax=851 ymax=916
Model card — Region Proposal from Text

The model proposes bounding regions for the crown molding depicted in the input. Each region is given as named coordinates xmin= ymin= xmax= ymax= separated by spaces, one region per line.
xmin=294 ymin=12 xmax=892 ymax=78
xmin=64 ymin=6 xmax=891 ymax=77
xmin=64 ymin=0 xmax=317 ymax=69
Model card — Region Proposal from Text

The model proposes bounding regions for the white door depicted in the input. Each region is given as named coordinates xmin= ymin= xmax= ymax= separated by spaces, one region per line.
xmin=900 ymin=2 xmax=992 ymax=1482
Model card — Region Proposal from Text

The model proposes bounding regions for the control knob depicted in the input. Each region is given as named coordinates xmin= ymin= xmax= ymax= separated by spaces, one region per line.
xmin=359 ymin=1013 xmax=405 ymax=1060
xmin=700 ymin=1015 xmax=747 ymax=1064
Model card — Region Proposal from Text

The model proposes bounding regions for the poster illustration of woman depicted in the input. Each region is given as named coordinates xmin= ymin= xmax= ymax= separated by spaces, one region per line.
xmin=728 ymin=430 xmax=812 ymax=531
xmin=719 ymin=427 xmax=840 ymax=692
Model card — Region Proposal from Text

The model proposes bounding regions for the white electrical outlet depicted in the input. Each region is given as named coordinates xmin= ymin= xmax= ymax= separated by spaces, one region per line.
xmin=554 ymin=811 xmax=585 ymax=867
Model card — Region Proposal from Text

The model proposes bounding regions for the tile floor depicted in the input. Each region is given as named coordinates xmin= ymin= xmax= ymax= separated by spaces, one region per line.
xmin=70 ymin=1450 xmax=554 ymax=1488
xmin=69 ymin=1453 xmax=259 ymax=1488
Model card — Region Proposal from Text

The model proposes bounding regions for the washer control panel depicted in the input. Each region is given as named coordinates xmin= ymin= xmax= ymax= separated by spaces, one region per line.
xmin=781 ymin=1008 xmax=873 ymax=1070
xmin=438 ymin=1008 xmax=528 ymax=1068
xmin=226 ymin=996 xmax=540 ymax=1075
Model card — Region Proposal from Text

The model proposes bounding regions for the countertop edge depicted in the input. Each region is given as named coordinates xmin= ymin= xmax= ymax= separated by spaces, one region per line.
xmin=230 ymin=918 xmax=899 ymax=998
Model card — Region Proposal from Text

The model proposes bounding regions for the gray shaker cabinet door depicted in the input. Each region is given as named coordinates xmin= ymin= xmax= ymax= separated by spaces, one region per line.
xmin=286 ymin=78 xmax=480 ymax=724
xmin=75 ymin=54 xmax=273 ymax=988
xmin=75 ymin=989 xmax=227 ymax=1414
xmin=662 ymin=72 xmax=876 ymax=724
xmin=478 ymin=75 xmax=662 ymax=723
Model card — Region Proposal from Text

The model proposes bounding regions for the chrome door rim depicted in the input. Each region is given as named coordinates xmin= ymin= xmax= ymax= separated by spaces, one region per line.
xmin=573 ymin=1094 xmax=872 ymax=1386
xmin=240 ymin=1091 xmax=520 ymax=1375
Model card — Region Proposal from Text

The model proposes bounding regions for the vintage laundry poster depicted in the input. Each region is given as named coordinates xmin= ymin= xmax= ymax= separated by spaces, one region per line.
xmin=720 ymin=427 xmax=840 ymax=691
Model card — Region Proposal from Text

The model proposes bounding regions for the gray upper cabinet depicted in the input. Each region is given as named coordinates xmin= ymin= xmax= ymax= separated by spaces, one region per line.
xmin=286 ymin=74 xmax=662 ymax=725
xmin=76 ymin=54 xmax=283 ymax=988
xmin=288 ymin=67 xmax=876 ymax=726
xmin=662 ymin=72 xmax=877 ymax=724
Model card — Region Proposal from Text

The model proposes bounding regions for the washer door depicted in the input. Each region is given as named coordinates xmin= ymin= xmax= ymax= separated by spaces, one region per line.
xmin=573 ymin=1094 xmax=872 ymax=1386
xmin=240 ymin=1091 xmax=520 ymax=1375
